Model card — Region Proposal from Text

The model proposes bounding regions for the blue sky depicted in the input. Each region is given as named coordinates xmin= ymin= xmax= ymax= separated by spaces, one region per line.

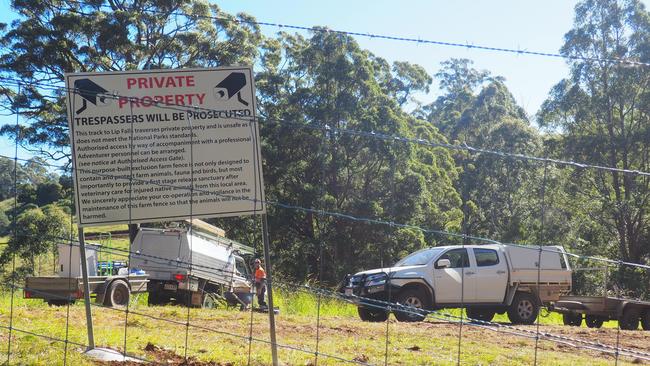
xmin=0 ymin=0 xmax=606 ymax=163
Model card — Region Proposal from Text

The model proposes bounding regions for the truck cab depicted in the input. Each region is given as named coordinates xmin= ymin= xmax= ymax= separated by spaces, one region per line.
xmin=343 ymin=244 xmax=571 ymax=324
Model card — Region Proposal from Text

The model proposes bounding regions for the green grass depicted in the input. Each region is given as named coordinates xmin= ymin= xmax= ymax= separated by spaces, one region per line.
xmin=0 ymin=290 xmax=644 ymax=366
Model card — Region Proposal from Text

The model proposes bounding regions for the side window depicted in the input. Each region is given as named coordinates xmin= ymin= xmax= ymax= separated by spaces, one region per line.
xmin=473 ymin=248 xmax=499 ymax=267
xmin=439 ymin=249 xmax=469 ymax=268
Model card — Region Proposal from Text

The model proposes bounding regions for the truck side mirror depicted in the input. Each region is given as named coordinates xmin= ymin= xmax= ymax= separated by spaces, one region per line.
xmin=436 ymin=259 xmax=451 ymax=268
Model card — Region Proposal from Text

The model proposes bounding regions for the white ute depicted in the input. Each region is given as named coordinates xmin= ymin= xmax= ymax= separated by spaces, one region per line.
xmin=343 ymin=244 xmax=572 ymax=324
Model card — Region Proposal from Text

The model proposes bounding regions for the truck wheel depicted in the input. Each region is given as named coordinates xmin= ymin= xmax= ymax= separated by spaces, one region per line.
xmin=105 ymin=280 xmax=130 ymax=308
xmin=466 ymin=308 xmax=495 ymax=323
xmin=642 ymin=311 xmax=650 ymax=331
xmin=507 ymin=292 xmax=539 ymax=325
xmin=394 ymin=289 xmax=428 ymax=322
xmin=585 ymin=315 xmax=603 ymax=328
xmin=619 ymin=307 xmax=640 ymax=330
xmin=563 ymin=313 xmax=582 ymax=327
xmin=357 ymin=306 xmax=388 ymax=322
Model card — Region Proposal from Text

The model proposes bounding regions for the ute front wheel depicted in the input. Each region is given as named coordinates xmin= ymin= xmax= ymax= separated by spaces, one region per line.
xmin=394 ymin=289 xmax=428 ymax=322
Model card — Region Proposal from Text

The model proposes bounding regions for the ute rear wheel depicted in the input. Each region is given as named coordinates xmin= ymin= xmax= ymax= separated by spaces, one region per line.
xmin=394 ymin=289 xmax=428 ymax=322
xmin=585 ymin=315 xmax=604 ymax=328
xmin=507 ymin=292 xmax=539 ymax=325
xmin=357 ymin=306 xmax=388 ymax=322
xmin=105 ymin=280 xmax=130 ymax=308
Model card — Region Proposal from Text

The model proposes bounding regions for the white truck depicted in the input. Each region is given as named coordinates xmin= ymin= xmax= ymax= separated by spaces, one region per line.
xmin=343 ymin=244 xmax=572 ymax=324
xmin=130 ymin=220 xmax=253 ymax=308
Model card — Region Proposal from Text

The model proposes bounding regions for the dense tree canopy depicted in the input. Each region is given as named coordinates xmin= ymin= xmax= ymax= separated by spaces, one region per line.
xmin=0 ymin=0 xmax=648 ymax=294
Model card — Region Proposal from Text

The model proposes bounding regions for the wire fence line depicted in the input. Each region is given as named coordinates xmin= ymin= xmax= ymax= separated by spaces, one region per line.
xmin=25 ymin=0 xmax=650 ymax=68
xmin=5 ymin=234 xmax=650 ymax=362
xmin=2 ymin=80 xmax=649 ymax=366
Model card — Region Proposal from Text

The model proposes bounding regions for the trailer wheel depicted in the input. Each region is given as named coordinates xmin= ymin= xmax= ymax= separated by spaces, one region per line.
xmin=642 ymin=311 xmax=650 ymax=331
xmin=563 ymin=313 xmax=582 ymax=327
xmin=105 ymin=280 xmax=130 ymax=308
xmin=585 ymin=315 xmax=603 ymax=328
xmin=619 ymin=307 xmax=640 ymax=330
xmin=357 ymin=306 xmax=389 ymax=322
xmin=507 ymin=292 xmax=539 ymax=325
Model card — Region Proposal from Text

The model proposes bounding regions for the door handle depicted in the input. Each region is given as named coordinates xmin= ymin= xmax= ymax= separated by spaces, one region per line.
xmin=465 ymin=271 xmax=475 ymax=275
xmin=496 ymin=270 xmax=506 ymax=274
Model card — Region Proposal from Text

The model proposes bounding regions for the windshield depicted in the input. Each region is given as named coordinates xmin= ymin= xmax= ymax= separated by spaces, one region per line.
xmin=235 ymin=257 xmax=249 ymax=277
xmin=395 ymin=248 xmax=444 ymax=267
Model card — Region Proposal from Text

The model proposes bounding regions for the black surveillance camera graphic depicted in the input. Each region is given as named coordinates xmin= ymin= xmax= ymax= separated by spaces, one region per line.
xmin=214 ymin=72 xmax=249 ymax=106
xmin=74 ymin=78 xmax=109 ymax=114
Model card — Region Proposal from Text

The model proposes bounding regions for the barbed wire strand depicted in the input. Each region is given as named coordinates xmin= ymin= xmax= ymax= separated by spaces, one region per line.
xmin=47 ymin=0 xmax=650 ymax=68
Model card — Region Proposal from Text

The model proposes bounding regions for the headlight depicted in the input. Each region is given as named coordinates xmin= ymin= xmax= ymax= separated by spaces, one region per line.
xmin=365 ymin=273 xmax=387 ymax=287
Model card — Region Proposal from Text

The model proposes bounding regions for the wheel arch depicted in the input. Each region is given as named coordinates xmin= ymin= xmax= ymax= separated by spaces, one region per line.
xmin=394 ymin=281 xmax=434 ymax=309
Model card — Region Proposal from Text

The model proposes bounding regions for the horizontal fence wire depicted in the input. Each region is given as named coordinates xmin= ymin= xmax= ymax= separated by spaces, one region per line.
xmin=35 ymin=0 xmax=650 ymax=68
xmin=2 ymin=151 xmax=650 ymax=273
xmin=7 ymin=236 xmax=649 ymax=362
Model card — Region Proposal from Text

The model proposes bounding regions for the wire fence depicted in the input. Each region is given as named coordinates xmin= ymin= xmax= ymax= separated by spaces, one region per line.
xmin=1 ymin=80 xmax=649 ymax=366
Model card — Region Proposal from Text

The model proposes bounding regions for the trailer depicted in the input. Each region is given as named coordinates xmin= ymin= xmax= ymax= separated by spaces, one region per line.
xmin=24 ymin=243 xmax=148 ymax=307
xmin=552 ymin=295 xmax=650 ymax=331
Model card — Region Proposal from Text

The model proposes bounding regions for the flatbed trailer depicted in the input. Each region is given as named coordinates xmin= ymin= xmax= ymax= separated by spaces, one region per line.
xmin=552 ymin=295 xmax=650 ymax=330
xmin=24 ymin=274 xmax=148 ymax=308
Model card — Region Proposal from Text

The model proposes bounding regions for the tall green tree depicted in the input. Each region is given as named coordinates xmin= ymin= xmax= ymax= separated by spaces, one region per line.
xmin=538 ymin=0 xmax=650 ymax=265
xmin=255 ymin=31 xmax=462 ymax=282
xmin=425 ymin=59 xmax=544 ymax=245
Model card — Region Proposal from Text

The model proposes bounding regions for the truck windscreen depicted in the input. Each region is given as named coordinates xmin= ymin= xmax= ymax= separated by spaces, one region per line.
xmin=395 ymin=248 xmax=444 ymax=266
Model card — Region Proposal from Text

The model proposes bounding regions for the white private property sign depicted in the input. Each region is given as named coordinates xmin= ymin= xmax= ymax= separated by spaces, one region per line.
xmin=66 ymin=67 xmax=265 ymax=226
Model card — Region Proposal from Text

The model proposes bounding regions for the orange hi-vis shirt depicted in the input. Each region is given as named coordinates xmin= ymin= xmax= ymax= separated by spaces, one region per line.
xmin=255 ymin=267 xmax=266 ymax=282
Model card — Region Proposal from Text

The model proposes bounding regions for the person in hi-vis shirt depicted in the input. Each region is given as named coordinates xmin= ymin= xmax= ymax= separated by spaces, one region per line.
xmin=253 ymin=258 xmax=267 ymax=307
